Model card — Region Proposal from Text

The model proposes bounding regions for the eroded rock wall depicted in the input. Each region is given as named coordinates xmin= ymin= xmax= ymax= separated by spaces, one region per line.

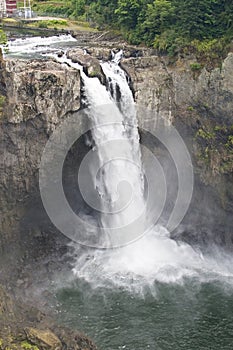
xmin=0 ymin=59 xmax=81 ymax=267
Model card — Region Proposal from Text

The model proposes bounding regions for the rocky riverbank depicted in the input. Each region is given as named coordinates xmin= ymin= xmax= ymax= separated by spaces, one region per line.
xmin=0 ymin=284 xmax=97 ymax=350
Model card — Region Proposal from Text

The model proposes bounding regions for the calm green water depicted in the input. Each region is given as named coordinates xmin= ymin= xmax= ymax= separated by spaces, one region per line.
xmin=56 ymin=279 xmax=233 ymax=350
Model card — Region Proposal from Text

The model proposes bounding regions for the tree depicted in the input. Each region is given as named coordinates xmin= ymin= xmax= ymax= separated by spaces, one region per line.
xmin=115 ymin=0 xmax=143 ymax=30
xmin=141 ymin=0 xmax=175 ymax=44
xmin=171 ymin=0 xmax=222 ymax=40
xmin=86 ymin=0 xmax=118 ymax=26
xmin=72 ymin=0 xmax=85 ymax=17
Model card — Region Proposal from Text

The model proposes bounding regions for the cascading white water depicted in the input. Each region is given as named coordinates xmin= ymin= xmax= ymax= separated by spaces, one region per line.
xmin=54 ymin=52 xmax=145 ymax=247
xmin=59 ymin=52 xmax=201 ymax=288
xmin=81 ymin=59 xmax=146 ymax=247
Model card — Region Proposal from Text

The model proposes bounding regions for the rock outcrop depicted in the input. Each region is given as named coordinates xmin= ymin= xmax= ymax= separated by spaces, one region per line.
xmin=0 ymin=47 xmax=233 ymax=258
xmin=67 ymin=49 xmax=106 ymax=84
xmin=0 ymin=57 xmax=99 ymax=350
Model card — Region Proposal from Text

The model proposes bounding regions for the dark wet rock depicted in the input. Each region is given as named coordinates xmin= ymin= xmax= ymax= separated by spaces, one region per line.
xmin=57 ymin=51 xmax=64 ymax=58
xmin=85 ymin=47 xmax=112 ymax=61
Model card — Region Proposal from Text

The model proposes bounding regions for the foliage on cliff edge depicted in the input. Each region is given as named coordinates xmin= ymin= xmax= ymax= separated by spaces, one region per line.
xmin=33 ymin=0 xmax=233 ymax=58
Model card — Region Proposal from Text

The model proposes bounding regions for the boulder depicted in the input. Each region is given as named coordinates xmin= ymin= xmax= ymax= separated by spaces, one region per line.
xmin=86 ymin=47 xmax=112 ymax=61
xmin=24 ymin=328 xmax=62 ymax=350
xmin=67 ymin=49 xmax=106 ymax=84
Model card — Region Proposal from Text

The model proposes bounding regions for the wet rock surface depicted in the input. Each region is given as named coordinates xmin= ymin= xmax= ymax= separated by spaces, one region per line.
xmin=0 ymin=58 xmax=81 ymax=274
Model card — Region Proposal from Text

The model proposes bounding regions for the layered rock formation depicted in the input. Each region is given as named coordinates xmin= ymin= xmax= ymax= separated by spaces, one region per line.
xmin=0 ymin=58 xmax=81 ymax=271
xmin=0 ymin=57 xmax=98 ymax=349
xmin=121 ymin=53 xmax=233 ymax=246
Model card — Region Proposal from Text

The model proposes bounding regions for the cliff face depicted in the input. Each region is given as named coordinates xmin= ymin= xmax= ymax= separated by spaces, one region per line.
xmin=0 ymin=49 xmax=232 ymax=267
xmin=122 ymin=53 xmax=233 ymax=247
xmin=0 ymin=58 xmax=81 ymax=271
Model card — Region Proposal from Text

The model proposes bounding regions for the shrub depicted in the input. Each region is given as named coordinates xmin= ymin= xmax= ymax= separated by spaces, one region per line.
xmin=190 ymin=62 xmax=202 ymax=71
xmin=38 ymin=21 xmax=48 ymax=28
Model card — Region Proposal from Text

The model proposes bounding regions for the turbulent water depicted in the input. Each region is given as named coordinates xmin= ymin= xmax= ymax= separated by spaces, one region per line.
xmin=7 ymin=35 xmax=233 ymax=350
xmin=1 ymin=34 xmax=77 ymax=58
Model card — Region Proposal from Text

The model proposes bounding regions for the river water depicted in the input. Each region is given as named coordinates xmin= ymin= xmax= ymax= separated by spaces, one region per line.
xmin=5 ymin=34 xmax=233 ymax=350
xmin=56 ymin=277 xmax=233 ymax=350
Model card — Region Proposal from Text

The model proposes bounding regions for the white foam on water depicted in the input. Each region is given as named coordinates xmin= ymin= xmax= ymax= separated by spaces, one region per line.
xmin=71 ymin=227 xmax=233 ymax=296
xmin=2 ymin=34 xmax=76 ymax=56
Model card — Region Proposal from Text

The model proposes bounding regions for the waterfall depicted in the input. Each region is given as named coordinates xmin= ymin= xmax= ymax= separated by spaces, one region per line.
xmin=5 ymin=35 xmax=233 ymax=294
xmin=51 ymin=49 xmax=233 ymax=294
xmin=52 ymin=51 xmax=207 ymax=290
xmin=81 ymin=58 xmax=145 ymax=247
xmin=54 ymin=52 xmax=145 ymax=247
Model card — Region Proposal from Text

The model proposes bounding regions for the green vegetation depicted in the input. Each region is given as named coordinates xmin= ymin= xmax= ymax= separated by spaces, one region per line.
xmin=226 ymin=135 xmax=233 ymax=149
xmin=0 ymin=95 xmax=6 ymax=118
xmin=195 ymin=124 xmax=233 ymax=174
xmin=0 ymin=29 xmax=7 ymax=44
xmin=21 ymin=341 xmax=39 ymax=350
xmin=36 ymin=19 xmax=67 ymax=29
xmin=2 ymin=0 xmax=227 ymax=61
xmin=196 ymin=128 xmax=215 ymax=141
xmin=190 ymin=62 xmax=202 ymax=71
xmin=32 ymin=0 xmax=73 ymax=17
xmin=31 ymin=0 xmax=233 ymax=58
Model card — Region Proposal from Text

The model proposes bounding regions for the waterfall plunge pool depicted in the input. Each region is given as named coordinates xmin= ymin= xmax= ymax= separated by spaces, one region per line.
xmin=55 ymin=276 xmax=233 ymax=350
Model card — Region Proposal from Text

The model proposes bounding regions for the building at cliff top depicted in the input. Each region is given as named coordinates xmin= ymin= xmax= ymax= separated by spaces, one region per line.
xmin=6 ymin=0 xmax=17 ymax=15
xmin=0 ymin=0 xmax=32 ymax=17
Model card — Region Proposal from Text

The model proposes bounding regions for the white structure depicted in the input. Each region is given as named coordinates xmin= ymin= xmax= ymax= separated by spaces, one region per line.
xmin=17 ymin=6 xmax=33 ymax=19
xmin=0 ymin=0 xmax=6 ymax=17
xmin=23 ymin=0 xmax=31 ymax=18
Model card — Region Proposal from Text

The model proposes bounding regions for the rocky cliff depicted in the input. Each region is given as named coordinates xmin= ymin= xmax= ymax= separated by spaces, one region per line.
xmin=121 ymin=52 xmax=233 ymax=247
xmin=0 ymin=58 xmax=81 ymax=275
xmin=0 ymin=43 xmax=233 ymax=349
xmin=0 ymin=57 xmax=98 ymax=350
xmin=0 ymin=48 xmax=233 ymax=260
